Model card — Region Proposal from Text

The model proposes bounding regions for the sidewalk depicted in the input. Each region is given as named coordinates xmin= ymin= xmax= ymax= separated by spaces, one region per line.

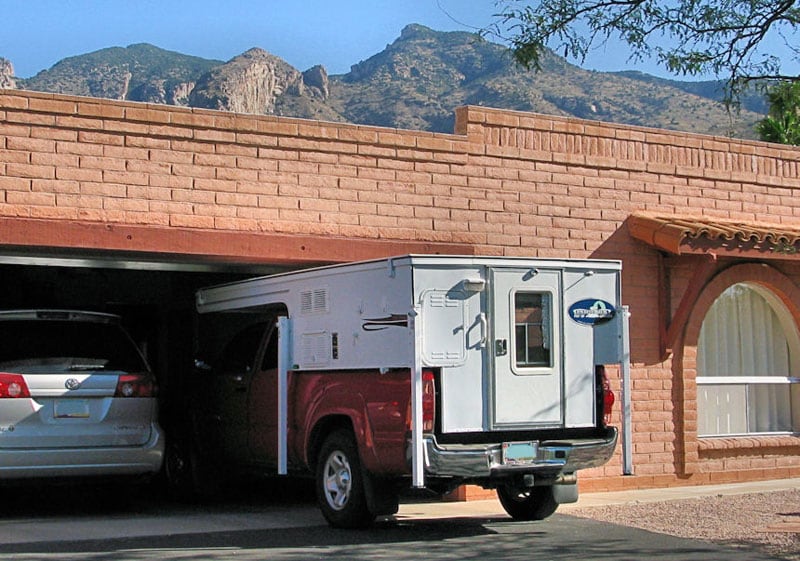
xmin=396 ymin=477 xmax=800 ymax=520
xmin=561 ymin=477 xmax=800 ymax=509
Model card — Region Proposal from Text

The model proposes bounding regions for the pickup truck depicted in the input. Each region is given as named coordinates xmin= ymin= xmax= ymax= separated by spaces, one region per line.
xmin=165 ymin=255 xmax=623 ymax=528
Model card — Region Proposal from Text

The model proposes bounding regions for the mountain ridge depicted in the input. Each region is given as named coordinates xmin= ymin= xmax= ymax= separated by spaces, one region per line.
xmin=2 ymin=24 xmax=766 ymax=138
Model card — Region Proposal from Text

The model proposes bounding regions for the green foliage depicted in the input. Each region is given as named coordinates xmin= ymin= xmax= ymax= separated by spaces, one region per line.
xmin=487 ymin=0 xmax=800 ymax=97
xmin=756 ymin=81 xmax=800 ymax=145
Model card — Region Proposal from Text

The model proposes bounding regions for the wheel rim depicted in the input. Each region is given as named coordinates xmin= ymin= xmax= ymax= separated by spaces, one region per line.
xmin=505 ymin=487 xmax=531 ymax=503
xmin=166 ymin=444 xmax=188 ymax=485
xmin=322 ymin=449 xmax=352 ymax=511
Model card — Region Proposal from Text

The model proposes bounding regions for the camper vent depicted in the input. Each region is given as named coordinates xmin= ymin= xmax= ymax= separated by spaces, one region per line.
xmin=421 ymin=290 xmax=467 ymax=366
xmin=428 ymin=293 xmax=460 ymax=308
xmin=300 ymin=288 xmax=329 ymax=315
xmin=301 ymin=332 xmax=331 ymax=366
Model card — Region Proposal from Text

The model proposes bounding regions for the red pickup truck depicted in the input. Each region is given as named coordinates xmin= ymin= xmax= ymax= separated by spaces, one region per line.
xmin=165 ymin=256 xmax=623 ymax=528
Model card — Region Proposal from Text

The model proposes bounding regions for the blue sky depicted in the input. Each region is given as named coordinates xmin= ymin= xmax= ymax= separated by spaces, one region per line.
xmin=7 ymin=1 xmax=494 ymax=77
xmin=2 ymin=0 xmax=796 ymax=81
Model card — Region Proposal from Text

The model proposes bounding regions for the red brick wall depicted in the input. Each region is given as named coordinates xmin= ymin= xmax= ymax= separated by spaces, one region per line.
xmin=2 ymin=89 xmax=799 ymax=491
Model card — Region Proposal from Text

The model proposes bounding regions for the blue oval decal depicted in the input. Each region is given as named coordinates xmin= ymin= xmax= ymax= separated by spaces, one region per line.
xmin=569 ymin=299 xmax=615 ymax=325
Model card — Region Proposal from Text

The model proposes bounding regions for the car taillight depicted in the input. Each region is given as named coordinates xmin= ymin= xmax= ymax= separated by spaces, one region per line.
xmin=114 ymin=374 xmax=157 ymax=398
xmin=0 ymin=373 xmax=30 ymax=399
xmin=407 ymin=369 xmax=437 ymax=433
xmin=422 ymin=369 xmax=436 ymax=432
xmin=596 ymin=365 xmax=615 ymax=425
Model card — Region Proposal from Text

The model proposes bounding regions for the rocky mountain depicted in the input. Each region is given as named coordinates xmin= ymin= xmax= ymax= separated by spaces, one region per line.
xmin=18 ymin=43 xmax=220 ymax=104
xmin=0 ymin=58 xmax=15 ymax=89
xmin=188 ymin=48 xmax=330 ymax=115
xmin=613 ymin=70 xmax=770 ymax=115
xmin=4 ymin=25 xmax=767 ymax=138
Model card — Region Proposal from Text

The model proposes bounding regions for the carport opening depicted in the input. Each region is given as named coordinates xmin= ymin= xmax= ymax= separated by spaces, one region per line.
xmin=0 ymin=254 xmax=295 ymax=435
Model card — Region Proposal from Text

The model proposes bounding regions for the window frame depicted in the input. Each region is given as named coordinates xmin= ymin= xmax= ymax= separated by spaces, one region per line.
xmin=510 ymin=289 xmax=555 ymax=374
xmin=696 ymin=282 xmax=800 ymax=437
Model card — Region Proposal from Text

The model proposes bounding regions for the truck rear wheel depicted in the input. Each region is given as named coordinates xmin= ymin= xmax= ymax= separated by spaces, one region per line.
xmin=315 ymin=429 xmax=376 ymax=528
xmin=497 ymin=484 xmax=559 ymax=521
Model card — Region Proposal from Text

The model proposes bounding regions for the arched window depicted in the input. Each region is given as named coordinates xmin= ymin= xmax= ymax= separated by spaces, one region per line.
xmin=697 ymin=283 xmax=800 ymax=436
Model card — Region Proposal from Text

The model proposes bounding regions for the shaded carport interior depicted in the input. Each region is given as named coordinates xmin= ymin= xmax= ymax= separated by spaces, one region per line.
xmin=0 ymin=247 xmax=291 ymax=437
xmin=0 ymin=217 xmax=473 ymax=435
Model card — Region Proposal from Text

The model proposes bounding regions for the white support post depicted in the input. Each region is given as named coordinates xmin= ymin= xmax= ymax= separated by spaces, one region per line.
xmin=277 ymin=316 xmax=292 ymax=475
xmin=620 ymin=306 xmax=633 ymax=475
xmin=409 ymin=307 xmax=425 ymax=488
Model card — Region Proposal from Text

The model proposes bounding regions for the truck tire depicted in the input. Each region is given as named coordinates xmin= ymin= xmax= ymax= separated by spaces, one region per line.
xmin=497 ymin=484 xmax=559 ymax=521
xmin=315 ymin=429 xmax=376 ymax=528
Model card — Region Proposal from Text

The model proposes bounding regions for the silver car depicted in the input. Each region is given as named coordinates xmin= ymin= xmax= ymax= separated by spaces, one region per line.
xmin=0 ymin=310 xmax=164 ymax=480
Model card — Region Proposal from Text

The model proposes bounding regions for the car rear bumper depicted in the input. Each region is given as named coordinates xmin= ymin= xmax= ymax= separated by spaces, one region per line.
xmin=422 ymin=427 xmax=618 ymax=479
xmin=0 ymin=422 xmax=164 ymax=479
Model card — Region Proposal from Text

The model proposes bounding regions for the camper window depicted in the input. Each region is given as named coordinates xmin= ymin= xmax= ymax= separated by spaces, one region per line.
xmin=514 ymin=292 xmax=552 ymax=368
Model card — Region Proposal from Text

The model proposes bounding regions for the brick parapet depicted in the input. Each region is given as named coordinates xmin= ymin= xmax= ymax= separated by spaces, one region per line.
xmin=456 ymin=106 xmax=800 ymax=190
xmin=1 ymin=89 xmax=471 ymax=158
xmin=0 ymin=89 xmax=488 ymax=249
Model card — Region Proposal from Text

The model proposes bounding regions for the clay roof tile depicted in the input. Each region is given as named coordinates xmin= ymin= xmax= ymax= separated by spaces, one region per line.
xmin=627 ymin=213 xmax=800 ymax=258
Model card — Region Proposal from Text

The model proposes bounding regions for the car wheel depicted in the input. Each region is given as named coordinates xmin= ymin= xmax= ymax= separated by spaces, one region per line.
xmin=497 ymin=484 xmax=559 ymax=521
xmin=315 ymin=429 xmax=375 ymax=528
xmin=164 ymin=438 xmax=220 ymax=501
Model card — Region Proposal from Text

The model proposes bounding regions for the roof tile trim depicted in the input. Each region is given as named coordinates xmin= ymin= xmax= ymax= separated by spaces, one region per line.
xmin=627 ymin=213 xmax=800 ymax=256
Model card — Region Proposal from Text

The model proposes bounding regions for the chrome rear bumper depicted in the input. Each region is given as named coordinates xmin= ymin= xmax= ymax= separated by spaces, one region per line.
xmin=423 ymin=427 xmax=618 ymax=479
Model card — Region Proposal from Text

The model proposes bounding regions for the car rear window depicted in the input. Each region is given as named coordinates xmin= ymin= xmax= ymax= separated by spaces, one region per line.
xmin=0 ymin=320 xmax=148 ymax=373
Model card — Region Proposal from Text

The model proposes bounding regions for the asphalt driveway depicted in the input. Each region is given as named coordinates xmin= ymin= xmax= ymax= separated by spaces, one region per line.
xmin=0 ymin=481 xmax=785 ymax=561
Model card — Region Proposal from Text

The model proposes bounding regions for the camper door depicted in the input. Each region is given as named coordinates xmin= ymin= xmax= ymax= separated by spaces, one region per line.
xmin=490 ymin=267 xmax=563 ymax=428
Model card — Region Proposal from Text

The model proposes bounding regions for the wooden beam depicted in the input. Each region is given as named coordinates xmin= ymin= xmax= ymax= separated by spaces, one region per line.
xmin=0 ymin=218 xmax=475 ymax=267
xmin=661 ymin=253 xmax=718 ymax=359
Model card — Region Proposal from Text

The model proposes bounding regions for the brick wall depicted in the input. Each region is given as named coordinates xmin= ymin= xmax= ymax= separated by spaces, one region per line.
xmin=2 ymin=88 xmax=800 ymax=492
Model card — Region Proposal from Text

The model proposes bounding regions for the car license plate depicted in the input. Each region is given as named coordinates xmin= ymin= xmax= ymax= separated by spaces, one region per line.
xmin=502 ymin=441 xmax=539 ymax=465
xmin=54 ymin=399 xmax=90 ymax=419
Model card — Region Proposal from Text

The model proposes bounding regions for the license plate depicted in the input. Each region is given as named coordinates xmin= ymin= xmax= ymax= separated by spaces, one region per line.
xmin=502 ymin=441 xmax=539 ymax=465
xmin=54 ymin=400 xmax=90 ymax=419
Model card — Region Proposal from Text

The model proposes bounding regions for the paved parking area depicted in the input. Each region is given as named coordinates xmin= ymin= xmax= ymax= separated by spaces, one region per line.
xmin=0 ymin=480 xmax=792 ymax=561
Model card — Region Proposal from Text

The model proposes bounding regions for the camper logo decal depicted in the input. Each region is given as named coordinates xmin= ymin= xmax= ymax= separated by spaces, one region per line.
xmin=362 ymin=314 xmax=409 ymax=331
xmin=569 ymin=299 xmax=616 ymax=325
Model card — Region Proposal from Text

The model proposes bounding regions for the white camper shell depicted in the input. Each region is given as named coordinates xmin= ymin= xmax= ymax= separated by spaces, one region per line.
xmin=196 ymin=254 xmax=626 ymax=492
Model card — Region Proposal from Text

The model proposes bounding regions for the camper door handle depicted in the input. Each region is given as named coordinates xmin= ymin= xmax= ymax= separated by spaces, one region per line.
xmin=495 ymin=339 xmax=508 ymax=356
xmin=478 ymin=313 xmax=488 ymax=347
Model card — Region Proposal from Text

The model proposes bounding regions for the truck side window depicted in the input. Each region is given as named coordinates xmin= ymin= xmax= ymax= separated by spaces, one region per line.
xmin=219 ymin=322 xmax=267 ymax=374
xmin=514 ymin=292 xmax=552 ymax=368
xmin=261 ymin=326 xmax=279 ymax=371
